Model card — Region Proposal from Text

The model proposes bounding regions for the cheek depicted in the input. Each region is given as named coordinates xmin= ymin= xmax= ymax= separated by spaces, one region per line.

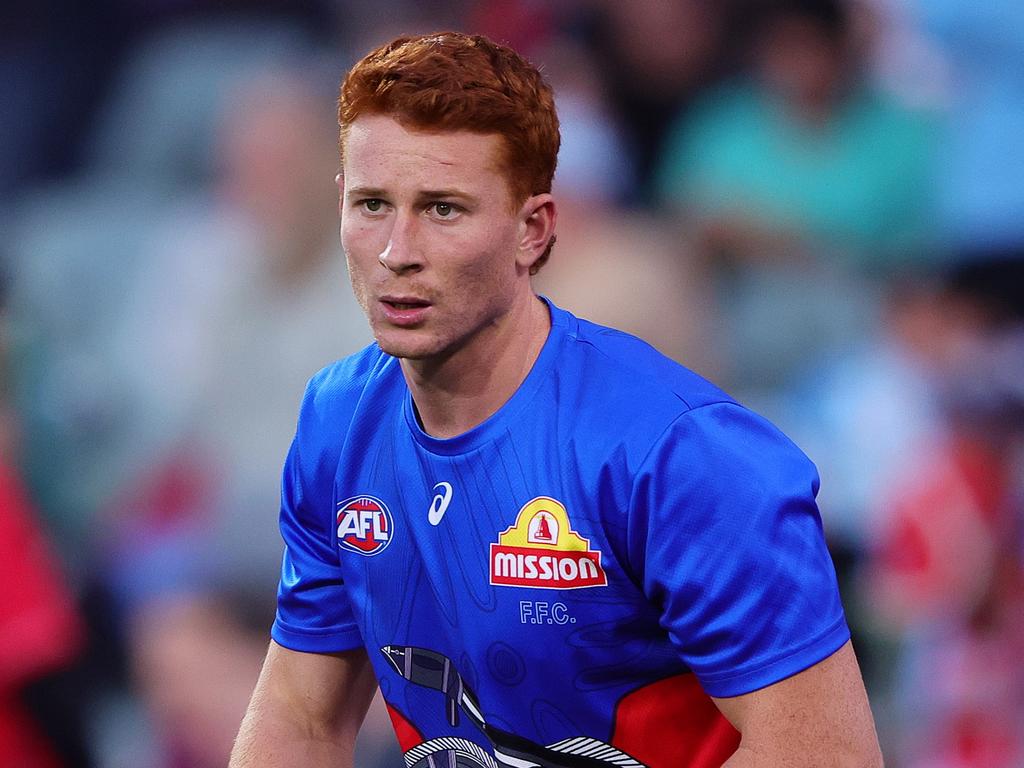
xmin=340 ymin=216 xmax=368 ymax=257
xmin=341 ymin=218 xmax=387 ymax=270
xmin=452 ymin=226 xmax=518 ymax=280
xmin=340 ymin=219 xmax=379 ymax=298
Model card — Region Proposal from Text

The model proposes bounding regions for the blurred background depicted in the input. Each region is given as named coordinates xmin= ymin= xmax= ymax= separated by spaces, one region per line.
xmin=2 ymin=0 xmax=1022 ymax=765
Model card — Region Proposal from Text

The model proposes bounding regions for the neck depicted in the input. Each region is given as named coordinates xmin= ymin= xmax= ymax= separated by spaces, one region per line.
xmin=401 ymin=293 xmax=550 ymax=439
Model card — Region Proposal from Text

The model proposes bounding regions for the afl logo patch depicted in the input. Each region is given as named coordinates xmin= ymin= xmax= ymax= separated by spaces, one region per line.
xmin=337 ymin=495 xmax=393 ymax=556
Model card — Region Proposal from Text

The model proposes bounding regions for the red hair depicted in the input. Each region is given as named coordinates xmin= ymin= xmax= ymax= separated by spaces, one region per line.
xmin=338 ymin=32 xmax=560 ymax=270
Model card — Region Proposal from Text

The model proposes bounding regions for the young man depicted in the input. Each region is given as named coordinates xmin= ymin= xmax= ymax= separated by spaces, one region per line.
xmin=230 ymin=32 xmax=882 ymax=768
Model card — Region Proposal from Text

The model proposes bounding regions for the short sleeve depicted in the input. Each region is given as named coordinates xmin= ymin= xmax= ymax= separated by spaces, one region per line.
xmin=628 ymin=402 xmax=850 ymax=698
xmin=271 ymin=378 xmax=364 ymax=653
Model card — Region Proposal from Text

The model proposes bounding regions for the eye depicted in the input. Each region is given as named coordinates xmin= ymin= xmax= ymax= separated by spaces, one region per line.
xmin=363 ymin=199 xmax=384 ymax=213
xmin=429 ymin=201 xmax=461 ymax=220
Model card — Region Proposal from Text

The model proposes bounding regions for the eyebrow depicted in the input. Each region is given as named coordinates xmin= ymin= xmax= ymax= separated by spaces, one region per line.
xmin=416 ymin=189 xmax=476 ymax=202
xmin=344 ymin=185 xmax=478 ymax=203
xmin=344 ymin=185 xmax=386 ymax=199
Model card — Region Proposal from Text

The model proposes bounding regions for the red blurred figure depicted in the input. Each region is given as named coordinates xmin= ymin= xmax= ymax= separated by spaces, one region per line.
xmin=865 ymin=316 xmax=1024 ymax=767
xmin=0 ymin=458 xmax=86 ymax=767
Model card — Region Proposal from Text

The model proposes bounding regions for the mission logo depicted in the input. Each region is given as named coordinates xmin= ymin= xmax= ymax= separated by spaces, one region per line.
xmin=337 ymin=495 xmax=393 ymax=556
xmin=489 ymin=496 xmax=608 ymax=589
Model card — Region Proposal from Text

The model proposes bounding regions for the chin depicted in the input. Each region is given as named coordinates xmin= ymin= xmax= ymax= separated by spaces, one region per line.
xmin=373 ymin=328 xmax=444 ymax=361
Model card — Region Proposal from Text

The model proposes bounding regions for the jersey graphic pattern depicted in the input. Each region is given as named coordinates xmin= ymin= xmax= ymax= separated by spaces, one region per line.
xmin=382 ymin=645 xmax=648 ymax=768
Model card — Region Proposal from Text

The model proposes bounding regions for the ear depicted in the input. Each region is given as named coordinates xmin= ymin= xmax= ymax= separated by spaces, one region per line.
xmin=515 ymin=193 xmax=557 ymax=273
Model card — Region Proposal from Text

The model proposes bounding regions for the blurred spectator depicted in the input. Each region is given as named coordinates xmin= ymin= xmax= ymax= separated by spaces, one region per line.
xmin=535 ymin=201 xmax=715 ymax=374
xmin=780 ymin=279 xmax=946 ymax=550
xmin=100 ymin=63 xmax=371 ymax=597
xmin=5 ymin=15 xmax=329 ymax=555
xmin=776 ymin=276 xmax=971 ymax=699
xmin=534 ymin=37 xmax=712 ymax=371
xmin=578 ymin=0 xmax=735 ymax=201
xmin=0 ymin=465 xmax=94 ymax=768
xmin=656 ymin=0 xmax=937 ymax=398
xmin=6 ymin=14 xmax=399 ymax=765
xmin=90 ymin=62 xmax=389 ymax=766
xmin=659 ymin=0 xmax=936 ymax=269
xmin=786 ymin=263 xmax=1024 ymax=763
xmin=1 ymin=270 xmax=93 ymax=766
xmin=862 ymin=313 xmax=1024 ymax=767
xmin=540 ymin=38 xmax=637 ymax=203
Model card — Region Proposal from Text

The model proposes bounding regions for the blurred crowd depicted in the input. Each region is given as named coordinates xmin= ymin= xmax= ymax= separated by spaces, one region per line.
xmin=2 ymin=0 xmax=1023 ymax=766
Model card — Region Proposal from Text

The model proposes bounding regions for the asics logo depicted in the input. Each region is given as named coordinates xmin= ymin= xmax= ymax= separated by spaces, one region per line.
xmin=428 ymin=481 xmax=453 ymax=526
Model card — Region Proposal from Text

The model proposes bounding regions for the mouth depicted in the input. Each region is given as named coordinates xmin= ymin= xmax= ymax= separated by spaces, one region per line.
xmin=379 ymin=296 xmax=432 ymax=326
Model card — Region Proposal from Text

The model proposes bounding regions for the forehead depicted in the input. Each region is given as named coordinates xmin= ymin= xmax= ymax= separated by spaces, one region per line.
xmin=342 ymin=114 xmax=508 ymax=191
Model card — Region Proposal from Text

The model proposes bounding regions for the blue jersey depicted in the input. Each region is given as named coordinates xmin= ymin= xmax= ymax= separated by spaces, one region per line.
xmin=272 ymin=299 xmax=849 ymax=768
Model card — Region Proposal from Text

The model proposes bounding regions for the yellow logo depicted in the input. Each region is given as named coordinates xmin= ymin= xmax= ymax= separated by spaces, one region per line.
xmin=489 ymin=497 xmax=607 ymax=589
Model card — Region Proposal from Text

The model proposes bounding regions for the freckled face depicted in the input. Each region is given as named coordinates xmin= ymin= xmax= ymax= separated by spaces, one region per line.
xmin=340 ymin=115 xmax=527 ymax=361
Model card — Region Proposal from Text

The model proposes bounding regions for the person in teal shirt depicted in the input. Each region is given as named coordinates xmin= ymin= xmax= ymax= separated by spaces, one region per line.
xmin=657 ymin=0 xmax=937 ymax=272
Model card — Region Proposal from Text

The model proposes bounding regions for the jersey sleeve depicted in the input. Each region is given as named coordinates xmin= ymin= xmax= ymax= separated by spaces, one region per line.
xmin=271 ymin=373 xmax=364 ymax=653
xmin=627 ymin=401 xmax=850 ymax=698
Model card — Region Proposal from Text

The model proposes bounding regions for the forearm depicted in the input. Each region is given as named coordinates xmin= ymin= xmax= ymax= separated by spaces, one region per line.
xmin=228 ymin=642 xmax=377 ymax=768
xmin=714 ymin=643 xmax=883 ymax=768
xmin=229 ymin=699 xmax=356 ymax=768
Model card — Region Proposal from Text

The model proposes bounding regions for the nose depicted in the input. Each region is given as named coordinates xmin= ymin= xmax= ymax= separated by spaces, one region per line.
xmin=378 ymin=212 xmax=422 ymax=275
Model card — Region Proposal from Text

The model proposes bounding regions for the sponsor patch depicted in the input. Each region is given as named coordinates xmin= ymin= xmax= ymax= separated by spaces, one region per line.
xmin=489 ymin=497 xmax=607 ymax=589
xmin=337 ymin=495 xmax=393 ymax=556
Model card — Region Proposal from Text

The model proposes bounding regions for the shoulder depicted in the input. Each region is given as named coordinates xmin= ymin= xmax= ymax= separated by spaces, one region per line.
xmin=561 ymin=308 xmax=734 ymax=414
xmin=551 ymin=303 xmax=813 ymax=477
xmin=296 ymin=343 xmax=401 ymax=447
xmin=305 ymin=342 xmax=394 ymax=407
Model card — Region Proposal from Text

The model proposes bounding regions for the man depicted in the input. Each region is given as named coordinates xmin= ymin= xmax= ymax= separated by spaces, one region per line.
xmin=230 ymin=32 xmax=882 ymax=768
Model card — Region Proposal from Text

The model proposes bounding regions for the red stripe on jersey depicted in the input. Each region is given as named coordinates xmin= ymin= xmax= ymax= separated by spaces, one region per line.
xmin=386 ymin=703 xmax=424 ymax=752
xmin=611 ymin=673 xmax=740 ymax=767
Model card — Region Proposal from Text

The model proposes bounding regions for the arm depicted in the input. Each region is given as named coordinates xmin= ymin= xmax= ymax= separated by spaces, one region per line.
xmin=713 ymin=641 xmax=882 ymax=767
xmin=229 ymin=640 xmax=378 ymax=768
